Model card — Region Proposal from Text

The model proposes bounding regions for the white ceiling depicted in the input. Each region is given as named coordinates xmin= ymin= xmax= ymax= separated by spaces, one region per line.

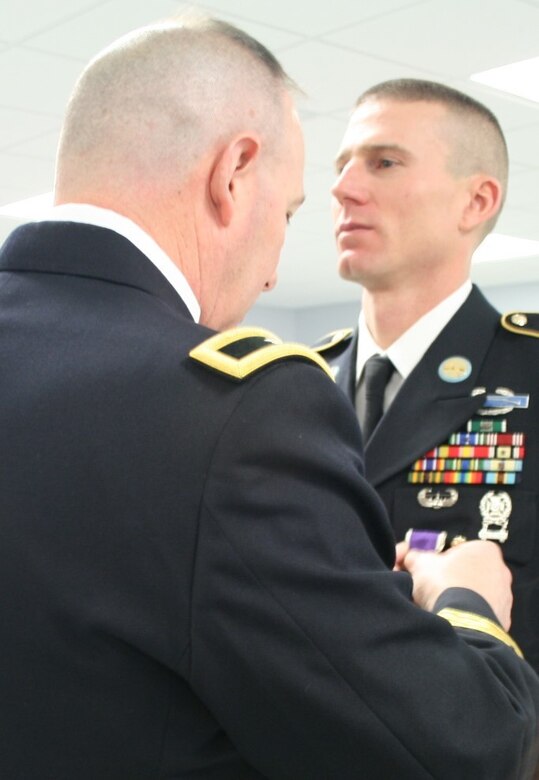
xmin=1 ymin=0 xmax=539 ymax=308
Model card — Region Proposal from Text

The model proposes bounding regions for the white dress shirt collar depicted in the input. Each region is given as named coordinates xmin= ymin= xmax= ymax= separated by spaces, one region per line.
xmin=356 ymin=280 xmax=473 ymax=384
xmin=33 ymin=203 xmax=201 ymax=323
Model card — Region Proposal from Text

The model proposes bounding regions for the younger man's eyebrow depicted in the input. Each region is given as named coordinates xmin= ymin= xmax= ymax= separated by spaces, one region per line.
xmin=335 ymin=142 xmax=412 ymax=172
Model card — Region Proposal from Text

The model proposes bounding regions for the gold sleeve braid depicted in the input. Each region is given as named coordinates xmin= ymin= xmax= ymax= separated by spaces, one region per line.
xmin=437 ymin=608 xmax=524 ymax=658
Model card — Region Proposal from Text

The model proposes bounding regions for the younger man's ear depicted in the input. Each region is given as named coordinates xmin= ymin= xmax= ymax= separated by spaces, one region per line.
xmin=209 ymin=135 xmax=261 ymax=227
xmin=460 ymin=175 xmax=503 ymax=233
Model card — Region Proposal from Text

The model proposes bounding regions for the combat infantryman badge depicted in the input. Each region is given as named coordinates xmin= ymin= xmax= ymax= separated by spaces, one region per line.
xmin=472 ymin=386 xmax=530 ymax=416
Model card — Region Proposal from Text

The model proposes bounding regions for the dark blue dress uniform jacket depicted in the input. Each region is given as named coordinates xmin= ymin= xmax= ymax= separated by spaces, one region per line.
xmin=319 ymin=285 xmax=539 ymax=675
xmin=0 ymin=223 xmax=537 ymax=779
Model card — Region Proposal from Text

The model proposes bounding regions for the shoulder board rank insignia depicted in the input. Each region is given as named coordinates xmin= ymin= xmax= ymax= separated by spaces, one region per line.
xmin=501 ymin=311 xmax=539 ymax=339
xmin=311 ymin=328 xmax=354 ymax=355
xmin=189 ymin=326 xmax=334 ymax=382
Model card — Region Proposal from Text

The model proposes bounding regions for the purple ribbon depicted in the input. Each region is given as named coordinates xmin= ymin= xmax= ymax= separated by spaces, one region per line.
xmin=405 ymin=529 xmax=447 ymax=552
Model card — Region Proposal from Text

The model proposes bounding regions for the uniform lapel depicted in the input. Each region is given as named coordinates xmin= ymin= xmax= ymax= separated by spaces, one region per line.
xmin=365 ymin=287 xmax=500 ymax=486
xmin=333 ymin=330 xmax=358 ymax=402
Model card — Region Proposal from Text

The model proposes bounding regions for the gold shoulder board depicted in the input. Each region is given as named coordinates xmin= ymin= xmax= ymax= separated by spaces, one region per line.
xmin=311 ymin=327 xmax=354 ymax=354
xmin=189 ymin=326 xmax=334 ymax=381
xmin=501 ymin=311 xmax=539 ymax=339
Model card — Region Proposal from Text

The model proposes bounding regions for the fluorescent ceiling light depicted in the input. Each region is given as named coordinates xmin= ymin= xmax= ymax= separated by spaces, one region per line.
xmin=0 ymin=191 xmax=53 ymax=218
xmin=473 ymin=233 xmax=539 ymax=264
xmin=471 ymin=56 xmax=539 ymax=103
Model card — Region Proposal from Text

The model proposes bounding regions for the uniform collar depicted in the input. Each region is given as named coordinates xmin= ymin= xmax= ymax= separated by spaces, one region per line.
xmin=33 ymin=204 xmax=201 ymax=323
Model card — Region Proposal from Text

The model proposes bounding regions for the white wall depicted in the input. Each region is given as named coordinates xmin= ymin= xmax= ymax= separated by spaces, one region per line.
xmin=246 ymin=282 xmax=539 ymax=345
xmin=241 ymin=305 xmax=298 ymax=340
xmin=242 ymin=301 xmax=360 ymax=344
xmin=481 ymin=284 xmax=539 ymax=313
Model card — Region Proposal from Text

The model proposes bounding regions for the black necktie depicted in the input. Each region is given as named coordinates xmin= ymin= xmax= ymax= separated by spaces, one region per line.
xmin=358 ymin=354 xmax=394 ymax=443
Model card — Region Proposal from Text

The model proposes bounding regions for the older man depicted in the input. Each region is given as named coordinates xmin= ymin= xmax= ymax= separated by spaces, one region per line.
xmin=0 ymin=24 xmax=537 ymax=780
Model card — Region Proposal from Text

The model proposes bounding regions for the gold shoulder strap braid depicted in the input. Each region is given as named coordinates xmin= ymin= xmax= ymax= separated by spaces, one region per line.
xmin=311 ymin=328 xmax=354 ymax=354
xmin=437 ymin=608 xmax=524 ymax=658
xmin=190 ymin=326 xmax=334 ymax=381
xmin=500 ymin=312 xmax=539 ymax=339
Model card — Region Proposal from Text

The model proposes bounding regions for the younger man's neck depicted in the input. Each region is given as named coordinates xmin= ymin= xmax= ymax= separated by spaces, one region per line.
xmin=362 ymin=282 xmax=468 ymax=350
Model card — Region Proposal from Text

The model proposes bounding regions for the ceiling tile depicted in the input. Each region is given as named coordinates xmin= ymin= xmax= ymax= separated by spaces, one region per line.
xmin=0 ymin=0 xmax=110 ymax=44
xmin=322 ymin=0 xmax=539 ymax=78
xmin=279 ymin=41 xmax=429 ymax=113
xmin=0 ymin=108 xmax=59 ymax=150
xmin=27 ymin=0 xmax=302 ymax=61
xmin=26 ymin=0 xmax=203 ymax=61
xmin=190 ymin=7 xmax=304 ymax=51
xmin=0 ymin=48 xmax=83 ymax=115
xmin=201 ymin=0 xmax=429 ymax=37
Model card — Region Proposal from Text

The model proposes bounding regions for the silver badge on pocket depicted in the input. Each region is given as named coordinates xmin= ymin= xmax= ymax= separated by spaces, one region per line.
xmin=417 ymin=487 xmax=459 ymax=510
xmin=478 ymin=491 xmax=512 ymax=543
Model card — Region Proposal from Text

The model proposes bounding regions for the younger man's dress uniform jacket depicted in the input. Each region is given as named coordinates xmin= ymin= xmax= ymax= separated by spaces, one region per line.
xmin=0 ymin=224 xmax=537 ymax=779
xmin=319 ymin=286 xmax=539 ymax=673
